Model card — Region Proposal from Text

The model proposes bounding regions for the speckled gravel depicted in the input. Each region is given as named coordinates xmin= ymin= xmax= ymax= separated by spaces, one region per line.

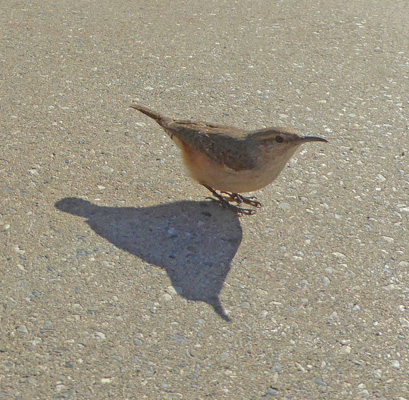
xmin=1 ymin=0 xmax=409 ymax=399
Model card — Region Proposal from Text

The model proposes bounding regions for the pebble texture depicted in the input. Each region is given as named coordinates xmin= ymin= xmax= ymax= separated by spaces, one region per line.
xmin=1 ymin=0 xmax=408 ymax=399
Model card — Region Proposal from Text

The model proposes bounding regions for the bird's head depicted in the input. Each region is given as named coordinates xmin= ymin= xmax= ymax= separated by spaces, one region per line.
xmin=250 ymin=127 xmax=327 ymax=155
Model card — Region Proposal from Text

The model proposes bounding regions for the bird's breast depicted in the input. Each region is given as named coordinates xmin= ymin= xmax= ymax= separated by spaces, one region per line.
xmin=175 ymin=138 xmax=300 ymax=193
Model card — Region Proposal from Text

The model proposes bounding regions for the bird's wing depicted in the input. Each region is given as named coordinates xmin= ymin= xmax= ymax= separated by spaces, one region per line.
xmin=167 ymin=120 xmax=260 ymax=171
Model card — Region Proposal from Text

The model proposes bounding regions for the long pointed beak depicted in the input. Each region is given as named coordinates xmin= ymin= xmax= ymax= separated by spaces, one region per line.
xmin=299 ymin=136 xmax=328 ymax=144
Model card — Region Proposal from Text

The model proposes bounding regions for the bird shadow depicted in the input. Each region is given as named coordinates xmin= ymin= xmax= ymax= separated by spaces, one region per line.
xmin=54 ymin=197 xmax=242 ymax=321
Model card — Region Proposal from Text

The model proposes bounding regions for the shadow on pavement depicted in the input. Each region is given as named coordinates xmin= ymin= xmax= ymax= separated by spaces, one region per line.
xmin=55 ymin=197 xmax=242 ymax=321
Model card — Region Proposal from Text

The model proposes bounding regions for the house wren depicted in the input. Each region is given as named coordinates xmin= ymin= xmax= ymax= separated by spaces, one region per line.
xmin=131 ymin=104 xmax=327 ymax=215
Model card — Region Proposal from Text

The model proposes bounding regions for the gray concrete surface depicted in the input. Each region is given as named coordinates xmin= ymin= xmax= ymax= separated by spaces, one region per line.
xmin=1 ymin=0 xmax=409 ymax=398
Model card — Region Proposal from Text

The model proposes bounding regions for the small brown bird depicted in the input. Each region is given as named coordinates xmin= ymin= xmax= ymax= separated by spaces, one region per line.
xmin=131 ymin=104 xmax=327 ymax=215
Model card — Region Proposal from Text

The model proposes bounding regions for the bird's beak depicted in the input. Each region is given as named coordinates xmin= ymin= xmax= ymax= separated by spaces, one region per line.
xmin=299 ymin=136 xmax=328 ymax=144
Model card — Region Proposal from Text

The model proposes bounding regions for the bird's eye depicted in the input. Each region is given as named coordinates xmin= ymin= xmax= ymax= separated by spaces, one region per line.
xmin=275 ymin=135 xmax=284 ymax=143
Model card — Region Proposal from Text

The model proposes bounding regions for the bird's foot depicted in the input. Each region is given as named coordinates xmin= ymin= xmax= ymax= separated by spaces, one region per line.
xmin=221 ymin=192 xmax=262 ymax=208
xmin=206 ymin=197 xmax=256 ymax=215
xmin=203 ymin=185 xmax=258 ymax=215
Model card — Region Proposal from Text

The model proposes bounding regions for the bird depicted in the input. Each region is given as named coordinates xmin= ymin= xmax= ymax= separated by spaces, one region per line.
xmin=131 ymin=104 xmax=327 ymax=215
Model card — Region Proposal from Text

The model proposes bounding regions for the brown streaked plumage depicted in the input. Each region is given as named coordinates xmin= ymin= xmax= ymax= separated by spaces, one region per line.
xmin=131 ymin=104 xmax=327 ymax=215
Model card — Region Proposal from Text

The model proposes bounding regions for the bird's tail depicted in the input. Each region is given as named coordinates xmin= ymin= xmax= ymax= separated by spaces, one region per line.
xmin=130 ymin=104 xmax=171 ymax=127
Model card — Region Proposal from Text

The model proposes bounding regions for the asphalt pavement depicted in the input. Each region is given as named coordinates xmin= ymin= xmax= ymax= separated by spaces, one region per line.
xmin=1 ymin=0 xmax=409 ymax=398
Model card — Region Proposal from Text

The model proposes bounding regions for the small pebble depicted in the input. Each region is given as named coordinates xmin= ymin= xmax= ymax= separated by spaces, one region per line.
xmin=17 ymin=325 xmax=28 ymax=335
xmin=332 ymin=252 xmax=346 ymax=259
xmin=101 ymin=166 xmax=114 ymax=173
xmin=166 ymin=286 xmax=178 ymax=295
xmin=94 ymin=332 xmax=106 ymax=340
xmin=241 ymin=301 xmax=251 ymax=309
xmin=322 ymin=276 xmax=331 ymax=286
xmin=14 ymin=245 xmax=25 ymax=254
xmin=340 ymin=345 xmax=351 ymax=354
xmin=162 ymin=293 xmax=172 ymax=301
xmin=376 ymin=174 xmax=386 ymax=182
xmin=296 ymin=363 xmax=306 ymax=373
xmin=278 ymin=202 xmax=291 ymax=210
xmin=173 ymin=334 xmax=188 ymax=343
xmin=315 ymin=378 xmax=327 ymax=386
xmin=373 ymin=369 xmax=382 ymax=379
xmin=382 ymin=236 xmax=394 ymax=243
xmin=262 ymin=387 xmax=279 ymax=398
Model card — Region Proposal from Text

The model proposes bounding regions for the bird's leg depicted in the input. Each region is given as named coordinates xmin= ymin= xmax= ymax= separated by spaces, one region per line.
xmin=220 ymin=192 xmax=262 ymax=208
xmin=203 ymin=185 xmax=256 ymax=215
